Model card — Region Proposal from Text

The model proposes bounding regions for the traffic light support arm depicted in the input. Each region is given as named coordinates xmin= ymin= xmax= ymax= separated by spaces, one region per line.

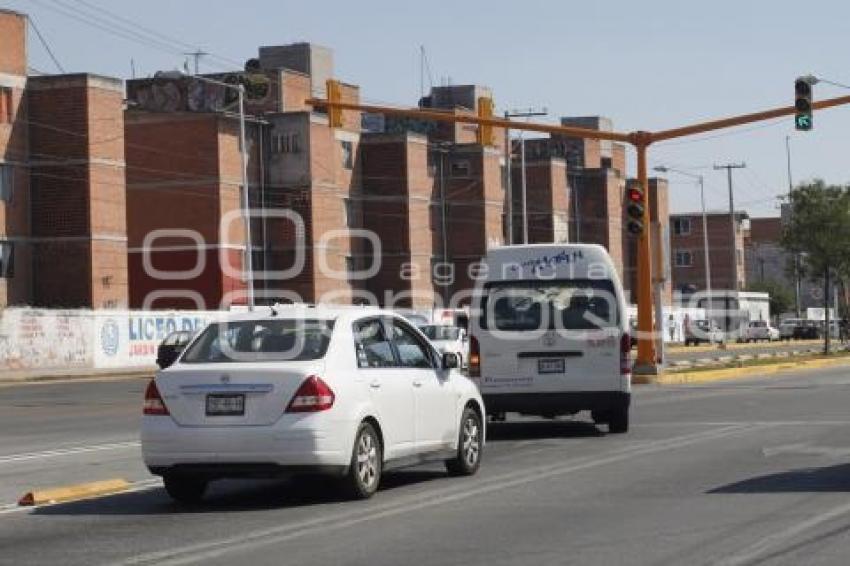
xmin=307 ymin=89 xmax=850 ymax=374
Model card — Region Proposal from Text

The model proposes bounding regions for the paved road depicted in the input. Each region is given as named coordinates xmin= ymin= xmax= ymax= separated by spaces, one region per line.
xmin=2 ymin=367 xmax=850 ymax=565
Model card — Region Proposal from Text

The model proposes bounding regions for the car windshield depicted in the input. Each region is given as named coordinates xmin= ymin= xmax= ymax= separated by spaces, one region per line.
xmin=419 ymin=325 xmax=460 ymax=341
xmin=481 ymin=279 xmax=618 ymax=331
xmin=180 ymin=319 xmax=334 ymax=363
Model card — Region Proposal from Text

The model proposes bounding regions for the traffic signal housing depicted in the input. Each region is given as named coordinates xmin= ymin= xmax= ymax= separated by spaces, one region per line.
xmin=625 ymin=183 xmax=645 ymax=236
xmin=795 ymin=78 xmax=813 ymax=131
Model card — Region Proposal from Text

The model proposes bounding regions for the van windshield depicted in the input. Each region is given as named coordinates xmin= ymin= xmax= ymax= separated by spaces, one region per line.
xmin=181 ymin=319 xmax=334 ymax=363
xmin=481 ymin=279 xmax=618 ymax=331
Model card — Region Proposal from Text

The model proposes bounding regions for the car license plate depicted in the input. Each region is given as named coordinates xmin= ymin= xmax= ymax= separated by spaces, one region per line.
xmin=206 ymin=394 xmax=245 ymax=416
xmin=538 ymin=358 xmax=565 ymax=374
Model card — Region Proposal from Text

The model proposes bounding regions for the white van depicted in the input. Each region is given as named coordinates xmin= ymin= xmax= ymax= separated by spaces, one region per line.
xmin=469 ymin=244 xmax=631 ymax=433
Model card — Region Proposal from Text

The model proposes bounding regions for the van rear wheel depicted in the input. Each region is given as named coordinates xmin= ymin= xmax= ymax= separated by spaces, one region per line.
xmin=607 ymin=408 xmax=629 ymax=434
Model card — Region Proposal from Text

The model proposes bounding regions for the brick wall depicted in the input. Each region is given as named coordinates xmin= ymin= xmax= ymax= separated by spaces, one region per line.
xmin=0 ymin=10 xmax=26 ymax=76
xmin=670 ymin=212 xmax=747 ymax=293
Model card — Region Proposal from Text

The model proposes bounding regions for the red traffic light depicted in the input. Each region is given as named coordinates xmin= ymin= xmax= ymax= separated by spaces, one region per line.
xmin=627 ymin=187 xmax=643 ymax=203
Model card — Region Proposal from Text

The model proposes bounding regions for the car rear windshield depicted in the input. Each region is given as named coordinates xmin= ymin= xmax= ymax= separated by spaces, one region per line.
xmin=180 ymin=319 xmax=334 ymax=363
xmin=420 ymin=325 xmax=460 ymax=340
xmin=480 ymin=279 xmax=618 ymax=331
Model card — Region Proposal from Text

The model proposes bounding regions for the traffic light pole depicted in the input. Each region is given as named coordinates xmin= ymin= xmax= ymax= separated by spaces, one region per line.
xmin=633 ymin=136 xmax=657 ymax=371
xmin=308 ymin=89 xmax=850 ymax=376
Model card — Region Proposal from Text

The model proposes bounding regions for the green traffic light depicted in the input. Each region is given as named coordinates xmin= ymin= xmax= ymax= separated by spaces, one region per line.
xmin=795 ymin=113 xmax=812 ymax=131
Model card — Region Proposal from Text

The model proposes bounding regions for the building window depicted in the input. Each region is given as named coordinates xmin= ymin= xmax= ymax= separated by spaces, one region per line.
xmin=272 ymin=132 xmax=301 ymax=154
xmin=0 ymin=88 xmax=11 ymax=123
xmin=673 ymin=218 xmax=691 ymax=236
xmin=0 ymin=241 xmax=14 ymax=278
xmin=0 ymin=164 xmax=12 ymax=203
xmin=674 ymin=250 xmax=693 ymax=267
xmin=450 ymin=159 xmax=471 ymax=177
xmin=343 ymin=198 xmax=358 ymax=227
xmin=341 ymin=140 xmax=354 ymax=169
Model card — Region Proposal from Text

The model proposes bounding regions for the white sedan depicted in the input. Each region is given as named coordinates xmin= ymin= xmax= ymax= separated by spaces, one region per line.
xmin=141 ymin=305 xmax=485 ymax=502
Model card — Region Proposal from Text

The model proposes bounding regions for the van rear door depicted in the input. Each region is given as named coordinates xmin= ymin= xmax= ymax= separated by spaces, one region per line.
xmin=477 ymin=279 xmax=622 ymax=393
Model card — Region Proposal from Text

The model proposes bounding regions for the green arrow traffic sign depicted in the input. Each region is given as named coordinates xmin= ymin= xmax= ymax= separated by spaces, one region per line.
xmin=796 ymin=113 xmax=812 ymax=131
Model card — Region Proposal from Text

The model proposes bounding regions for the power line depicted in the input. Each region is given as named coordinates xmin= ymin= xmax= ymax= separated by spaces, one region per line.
xmin=28 ymin=16 xmax=65 ymax=73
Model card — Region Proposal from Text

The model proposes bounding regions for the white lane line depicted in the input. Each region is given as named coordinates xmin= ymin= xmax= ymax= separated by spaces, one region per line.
xmin=0 ymin=441 xmax=140 ymax=465
xmin=714 ymin=499 xmax=850 ymax=566
xmin=113 ymin=424 xmax=764 ymax=566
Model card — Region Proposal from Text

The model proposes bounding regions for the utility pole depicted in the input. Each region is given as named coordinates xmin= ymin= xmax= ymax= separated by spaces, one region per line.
xmin=505 ymin=109 xmax=547 ymax=245
xmin=786 ymin=135 xmax=802 ymax=318
xmin=714 ymin=162 xmax=746 ymax=335
xmin=504 ymin=111 xmax=513 ymax=244
xmin=184 ymin=50 xmax=209 ymax=75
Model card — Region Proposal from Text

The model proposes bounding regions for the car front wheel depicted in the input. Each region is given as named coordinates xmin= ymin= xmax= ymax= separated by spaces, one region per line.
xmin=343 ymin=421 xmax=382 ymax=499
xmin=446 ymin=406 xmax=483 ymax=476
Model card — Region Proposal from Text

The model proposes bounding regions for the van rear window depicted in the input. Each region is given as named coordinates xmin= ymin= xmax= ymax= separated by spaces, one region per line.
xmin=480 ymin=279 xmax=618 ymax=331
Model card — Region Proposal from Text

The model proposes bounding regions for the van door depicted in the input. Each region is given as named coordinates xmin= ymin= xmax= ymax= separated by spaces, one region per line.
xmin=477 ymin=279 xmax=622 ymax=393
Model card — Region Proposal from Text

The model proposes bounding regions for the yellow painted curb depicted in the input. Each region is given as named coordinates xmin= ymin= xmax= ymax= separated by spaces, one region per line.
xmin=18 ymin=478 xmax=131 ymax=506
xmin=635 ymin=355 xmax=850 ymax=386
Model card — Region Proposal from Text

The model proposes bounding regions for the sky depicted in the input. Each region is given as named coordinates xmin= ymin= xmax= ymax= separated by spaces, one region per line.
xmin=6 ymin=0 xmax=850 ymax=218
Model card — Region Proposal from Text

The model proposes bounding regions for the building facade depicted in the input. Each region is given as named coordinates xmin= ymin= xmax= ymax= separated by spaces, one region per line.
xmin=1 ymin=9 xmax=128 ymax=309
xmin=670 ymin=211 xmax=748 ymax=295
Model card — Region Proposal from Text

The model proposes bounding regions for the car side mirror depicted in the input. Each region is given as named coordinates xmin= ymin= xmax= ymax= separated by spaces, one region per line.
xmin=442 ymin=352 xmax=459 ymax=370
xmin=156 ymin=344 xmax=183 ymax=369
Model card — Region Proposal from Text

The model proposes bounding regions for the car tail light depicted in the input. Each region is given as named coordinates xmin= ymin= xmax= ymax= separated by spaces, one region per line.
xmin=468 ymin=335 xmax=481 ymax=378
xmin=143 ymin=379 xmax=169 ymax=415
xmin=620 ymin=333 xmax=632 ymax=376
xmin=286 ymin=375 xmax=335 ymax=413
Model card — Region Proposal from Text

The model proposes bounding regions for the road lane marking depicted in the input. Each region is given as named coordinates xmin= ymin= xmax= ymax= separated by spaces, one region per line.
xmin=713 ymin=499 xmax=850 ymax=566
xmin=0 ymin=441 xmax=140 ymax=465
xmin=761 ymin=442 xmax=850 ymax=458
xmin=113 ymin=424 xmax=765 ymax=566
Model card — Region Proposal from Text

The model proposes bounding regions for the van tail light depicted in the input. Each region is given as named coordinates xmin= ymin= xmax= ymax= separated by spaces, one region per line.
xmin=286 ymin=375 xmax=335 ymax=413
xmin=620 ymin=333 xmax=632 ymax=376
xmin=143 ymin=380 xmax=169 ymax=415
xmin=468 ymin=335 xmax=481 ymax=378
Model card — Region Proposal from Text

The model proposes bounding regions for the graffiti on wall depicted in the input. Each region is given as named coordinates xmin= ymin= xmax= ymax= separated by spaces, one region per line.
xmin=0 ymin=310 xmax=91 ymax=371
xmin=130 ymin=72 xmax=272 ymax=113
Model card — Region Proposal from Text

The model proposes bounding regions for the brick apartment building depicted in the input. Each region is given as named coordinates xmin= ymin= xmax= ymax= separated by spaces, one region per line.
xmin=521 ymin=117 xmax=632 ymax=289
xmin=670 ymin=210 xmax=748 ymax=294
xmin=0 ymin=9 xmax=128 ymax=309
xmin=509 ymin=156 xmax=570 ymax=245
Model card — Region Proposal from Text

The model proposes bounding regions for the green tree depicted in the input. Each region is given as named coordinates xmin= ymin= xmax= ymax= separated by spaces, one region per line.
xmin=746 ymin=279 xmax=794 ymax=317
xmin=782 ymin=180 xmax=850 ymax=353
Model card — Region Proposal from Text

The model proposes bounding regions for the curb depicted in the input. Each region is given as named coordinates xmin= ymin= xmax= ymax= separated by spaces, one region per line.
xmin=634 ymin=355 xmax=850 ymax=386
xmin=18 ymin=478 xmax=131 ymax=506
xmin=0 ymin=368 xmax=155 ymax=386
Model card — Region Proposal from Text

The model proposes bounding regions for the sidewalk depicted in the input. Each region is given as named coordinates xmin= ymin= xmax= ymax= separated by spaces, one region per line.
xmin=0 ymin=366 xmax=156 ymax=385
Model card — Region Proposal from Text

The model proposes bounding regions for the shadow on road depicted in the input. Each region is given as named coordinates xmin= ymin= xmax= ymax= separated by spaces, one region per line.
xmin=487 ymin=419 xmax=603 ymax=442
xmin=29 ymin=469 xmax=450 ymax=516
xmin=709 ymin=463 xmax=850 ymax=494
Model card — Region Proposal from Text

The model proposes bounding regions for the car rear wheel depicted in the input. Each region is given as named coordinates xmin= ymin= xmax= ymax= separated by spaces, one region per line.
xmin=163 ymin=474 xmax=208 ymax=504
xmin=343 ymin=421 xmax=382 ymax=499
xmin=446 ymin=407 xmax=483 ymax=476
xmin=607 ymin=407 xmax=629 ymax=434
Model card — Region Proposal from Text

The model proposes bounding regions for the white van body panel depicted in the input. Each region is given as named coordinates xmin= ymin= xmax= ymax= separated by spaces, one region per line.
xmin=470 ymin=244 xmax=630 ymax=417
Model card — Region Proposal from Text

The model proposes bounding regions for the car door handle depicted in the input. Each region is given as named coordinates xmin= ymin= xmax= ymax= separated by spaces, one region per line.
xmin=369 ymin=381 xmax=381 ymax=389
xmin=413 ymin=380 xmax=423 ymax=388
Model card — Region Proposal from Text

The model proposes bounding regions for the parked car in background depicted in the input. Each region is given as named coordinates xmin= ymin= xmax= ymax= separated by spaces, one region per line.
xmin=142 ymin=305 xmax=484 ymax=503
xmin=683 ymin=319 xmax=724 ymax=346
xmin=793 ymin=319 xmax=822 ymax=340
xmin=156 ymin=330 xmax=196 ymax=369
xmin=419 ymin=324 xmax=469 ymax=369
xmin=739 ymin=320 xmax=779 ymax=343
xmin=779 ymin=318 xmax=801 ymax=341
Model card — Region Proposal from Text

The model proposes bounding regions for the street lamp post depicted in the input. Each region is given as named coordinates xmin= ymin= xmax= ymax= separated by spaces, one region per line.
xmin=654 ymin=166 xmax=712 ymax=301
xmin=175 ymin=72 xmax=255 ymax=309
